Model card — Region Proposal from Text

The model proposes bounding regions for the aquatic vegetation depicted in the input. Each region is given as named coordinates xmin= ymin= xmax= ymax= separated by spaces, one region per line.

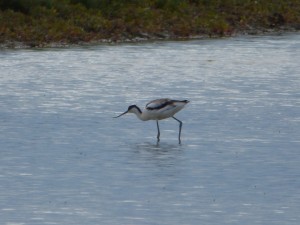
xmin=0 ymin=0 xmax=299 ymax=47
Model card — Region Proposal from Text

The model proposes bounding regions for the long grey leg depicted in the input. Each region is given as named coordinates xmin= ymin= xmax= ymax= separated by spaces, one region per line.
xmin=172 ymin=116 xmax=182 ymax=144
xmin=156 ymin=120 xmax=160 ymax=142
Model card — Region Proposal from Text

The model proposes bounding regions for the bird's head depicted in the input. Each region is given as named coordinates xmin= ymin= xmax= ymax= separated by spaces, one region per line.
xmin=113 ymin=105 xmax=141 ymax=118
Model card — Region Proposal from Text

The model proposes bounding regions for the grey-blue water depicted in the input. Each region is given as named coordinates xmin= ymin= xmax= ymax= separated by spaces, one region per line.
xmin=0 ymin=33 xmax=299 ymax=225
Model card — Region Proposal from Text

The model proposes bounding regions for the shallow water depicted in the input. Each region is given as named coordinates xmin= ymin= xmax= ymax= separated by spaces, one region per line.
xmin=0 ymin=33 xmax=299 ymax=225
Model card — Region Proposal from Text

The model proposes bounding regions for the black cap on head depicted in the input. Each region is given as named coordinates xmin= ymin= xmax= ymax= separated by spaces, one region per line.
xmin=128 ymin=105 xmax=142 ymax=114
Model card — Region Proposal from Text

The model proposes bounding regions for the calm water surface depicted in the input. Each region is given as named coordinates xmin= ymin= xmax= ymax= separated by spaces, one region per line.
xmin=0 ymin=34 xmax=299 ymax=225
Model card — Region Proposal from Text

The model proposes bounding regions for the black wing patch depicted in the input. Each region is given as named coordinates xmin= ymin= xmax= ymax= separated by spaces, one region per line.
xmin=146 ymin=100 xmax=173 ymax=110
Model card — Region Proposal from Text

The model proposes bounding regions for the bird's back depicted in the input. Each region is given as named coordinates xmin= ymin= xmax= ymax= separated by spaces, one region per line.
xmin=144 ymin=98 xmax=189 ymax=120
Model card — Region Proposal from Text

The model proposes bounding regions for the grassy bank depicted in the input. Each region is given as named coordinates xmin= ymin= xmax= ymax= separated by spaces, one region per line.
xmin=1 ymin=0 xmax=300 ymax=47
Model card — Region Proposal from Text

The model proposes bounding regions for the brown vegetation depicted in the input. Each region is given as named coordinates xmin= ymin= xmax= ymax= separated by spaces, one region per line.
xmin=0 ymin=0 xmax=299 ymax=47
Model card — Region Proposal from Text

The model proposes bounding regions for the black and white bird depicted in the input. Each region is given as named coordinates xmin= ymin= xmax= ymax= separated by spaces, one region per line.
xmin=114 ymin=98 xmax=189 ymax=143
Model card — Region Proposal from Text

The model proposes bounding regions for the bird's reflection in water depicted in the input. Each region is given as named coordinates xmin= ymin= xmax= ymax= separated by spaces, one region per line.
xmin=133 ymin=142 xmax=184 ymax=169
xmin=135 ymin=141 xmax=181 ymax=152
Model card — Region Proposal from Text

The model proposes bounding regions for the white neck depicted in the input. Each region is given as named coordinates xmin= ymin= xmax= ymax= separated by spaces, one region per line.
xmin=131 ymin=107 xmax=148 ymax=121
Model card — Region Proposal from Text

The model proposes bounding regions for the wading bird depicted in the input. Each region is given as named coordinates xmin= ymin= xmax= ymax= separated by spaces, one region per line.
xmin=114 ymin=98 xmax=189 ymax=144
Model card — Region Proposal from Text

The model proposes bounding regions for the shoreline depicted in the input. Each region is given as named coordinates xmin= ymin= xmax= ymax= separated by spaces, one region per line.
xmin=1 ymin=26 xmax=299 ymax=49
xmin=1 ymin=1 xmax=299 ymax=49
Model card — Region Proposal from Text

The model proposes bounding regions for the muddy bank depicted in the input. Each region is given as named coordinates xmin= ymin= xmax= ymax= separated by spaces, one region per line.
xmin=1 ymin=26 xmax=299 ymax=49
